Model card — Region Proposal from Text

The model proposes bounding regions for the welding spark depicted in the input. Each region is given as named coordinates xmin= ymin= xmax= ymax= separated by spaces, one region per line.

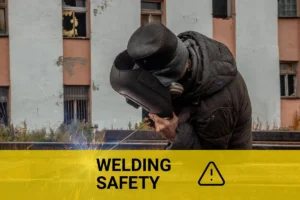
xmin=36 ymin=83 xmax=48 ymax=98
xmin=108 ymin=123 xmax=147 ymax=150
xmin=20 ymin=121 xmax=148 ymax=198
xmin=57 ymin=178 xmax=62 ymax=193
xmin=41 ymin=181 xmax=48 ymax=192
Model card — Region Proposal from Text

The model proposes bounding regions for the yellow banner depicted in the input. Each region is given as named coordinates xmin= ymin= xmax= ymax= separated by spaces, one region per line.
xmin=0 ymin=150 xmax=300 ymax=200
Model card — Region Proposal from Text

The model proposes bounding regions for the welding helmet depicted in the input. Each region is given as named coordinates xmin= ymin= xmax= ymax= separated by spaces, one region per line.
xmin=126 ymin=22 xmax=190 ymax=99
xmin=110 ymin=50 xmax=173 ymax=118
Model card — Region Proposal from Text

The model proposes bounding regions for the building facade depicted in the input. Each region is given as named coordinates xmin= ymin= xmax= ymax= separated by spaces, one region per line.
xmin=0 ymin=0 xmax=298 ymax=130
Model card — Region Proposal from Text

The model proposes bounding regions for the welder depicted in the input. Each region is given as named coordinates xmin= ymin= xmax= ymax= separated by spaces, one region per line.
xmin=125 ymin=22 xmax=253 ymax=150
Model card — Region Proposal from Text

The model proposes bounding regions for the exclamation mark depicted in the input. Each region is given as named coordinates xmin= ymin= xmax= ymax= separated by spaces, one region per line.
xmin=210 ymin=168 xmax=213 ymax=181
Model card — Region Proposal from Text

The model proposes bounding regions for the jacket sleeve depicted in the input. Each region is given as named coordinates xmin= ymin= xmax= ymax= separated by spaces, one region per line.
xmin=165 ymin=107 xmax=236 ymax=150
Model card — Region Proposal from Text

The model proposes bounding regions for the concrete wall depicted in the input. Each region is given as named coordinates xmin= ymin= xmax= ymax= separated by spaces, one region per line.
xmin=236 ymin=0 xmax=281 ymax=128
xmin=90 ymin=0 xmax=142 ymax=129
xmin=8 ymin=0 xmax=64 ymax=129
xmin=166 ymin=0 xmax=212 ymax=37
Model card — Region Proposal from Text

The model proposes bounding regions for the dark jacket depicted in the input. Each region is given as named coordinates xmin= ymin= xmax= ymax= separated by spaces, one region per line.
xmin=165 ymin=31 xmax=252 ymax=150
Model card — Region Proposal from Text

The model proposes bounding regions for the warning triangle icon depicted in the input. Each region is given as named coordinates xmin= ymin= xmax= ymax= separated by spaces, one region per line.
xmin=198 ymin=161 xmax=225 ymax=186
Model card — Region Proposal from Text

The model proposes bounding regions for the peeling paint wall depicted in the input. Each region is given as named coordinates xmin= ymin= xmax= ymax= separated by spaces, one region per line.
xmin=56 ymin=56 xmax=87 ymax=77
xmin=236 ymin=0 xmax=281 ymax=128
xmin=63 ymin=40 xmax=91 ymax=85
xmin=90 ymin=0 xmax=141 ymax=129
xmin=166 ymin=0 xmax=212 ymax=37
xmin=8 ymin=0 xmax=64 ymax=129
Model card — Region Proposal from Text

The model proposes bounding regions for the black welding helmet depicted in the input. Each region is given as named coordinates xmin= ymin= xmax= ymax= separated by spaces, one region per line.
xmin=110 ymin=50 xmax=173 ymax=118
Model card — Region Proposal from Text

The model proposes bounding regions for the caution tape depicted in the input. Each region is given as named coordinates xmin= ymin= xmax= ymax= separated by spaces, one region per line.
xmin=0 ymin=150 xmax=299 ymax=200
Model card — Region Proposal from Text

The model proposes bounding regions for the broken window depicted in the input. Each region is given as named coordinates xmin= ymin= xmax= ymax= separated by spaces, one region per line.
xmin=278 ymin=0 xmax=297 ymax=17
xmin=63 ymin=86 xmax=89 ymax=125
xmin=141 ymin=0 xmax=164 ymax=26
xmin=62 ymin=0 xmax=87 ymax=38
xmin=280 ymin=62 xmax=298 ymax=97
xmin=0 ymin=0 xmax=6 ymax=34
xmin=0 ymin=87 xmax=9 ymax=126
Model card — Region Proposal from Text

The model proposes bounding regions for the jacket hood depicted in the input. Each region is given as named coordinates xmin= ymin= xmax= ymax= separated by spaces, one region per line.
xmin=177 ymin=31 xmax=237 ymax=103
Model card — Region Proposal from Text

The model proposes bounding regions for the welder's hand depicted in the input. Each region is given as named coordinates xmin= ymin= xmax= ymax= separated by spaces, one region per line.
xmin=143 ymin=117 xmax=155 ymax=128
xmin=148 ymin=112 xmax=178 ymax=142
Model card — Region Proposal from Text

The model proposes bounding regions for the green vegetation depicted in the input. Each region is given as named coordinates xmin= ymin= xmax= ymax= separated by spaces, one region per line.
xmin=0 ymin=121 xmax=106 ymax=143
xmin=0 ymin=111 xmax=299 ymax=143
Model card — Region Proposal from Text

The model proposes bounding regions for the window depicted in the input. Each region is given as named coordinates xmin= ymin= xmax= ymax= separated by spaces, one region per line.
xmin=63 ymin=86 xmax=89 ymax=125
xmin=0 ymin=87 xmax=8 ymax=126
xmin=141 ymin=0 xmax=165 ymax=26
xmin=0 ymin=0 xmax=7 ymax=35
xmin=212 ymin=0 xmax=233 ymax=18
xmin=62 ymin=0 xmax=87 ymax=38
xmin=278 ymin=0 xmax=297 ymax=17
xmin=280 ymin=62 xmax=298 ymax=97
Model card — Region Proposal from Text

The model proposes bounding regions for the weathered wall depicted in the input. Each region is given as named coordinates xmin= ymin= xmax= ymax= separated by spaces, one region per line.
xmin=8 ymin=0 xmax=64 ymax=129
xmin=166 ymin=0 xmax=212 ymax=37
xmin=236 ymin=0 xmax=281 ymax=128
xmin=90 ymin=0 xmax=141 ymax=129
xmin=63 ymin=40 xmax=91 ymax=85
xmin=0 ymin=38 xmax=10 ymax=86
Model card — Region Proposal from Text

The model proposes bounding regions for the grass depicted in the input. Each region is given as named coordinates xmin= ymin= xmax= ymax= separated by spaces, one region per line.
xmin=252 ymin=110 xmax=300 ymax=131
xmin=0 ymin=121 xmax=106 ymax=143
xmin=0 ymin=111 xmax=299 ymax=143
xmin=0 ymin=119 xmax=152 ymax=143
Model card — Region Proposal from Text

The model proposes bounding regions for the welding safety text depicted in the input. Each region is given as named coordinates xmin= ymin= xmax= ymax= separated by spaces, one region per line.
xmin=96 ymin=158 xmax=171 ymax=190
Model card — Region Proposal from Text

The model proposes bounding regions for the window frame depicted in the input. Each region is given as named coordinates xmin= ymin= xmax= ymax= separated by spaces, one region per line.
xmin=280 ymin=62 xmax=298 ymax=98
xmin=63 ymin=85 xmax=90 ymax=125
xmin=278 ymin=0 xmax=299 ymax=18
xmin=212 ymin=0 xmax=234 ymax=19
xmin=141 ymin=0 xmax=166 ymax=25
xmin=0 ymin=0 xmax=7 ymax=36
xmin=0 ymin=86 xmax=9 ymax=126
xmin=62 ymin=0 xmax=89 ymax=39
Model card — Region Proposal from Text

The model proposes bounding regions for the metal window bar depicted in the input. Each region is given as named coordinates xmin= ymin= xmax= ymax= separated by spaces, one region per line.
xmin=278 ymin=0 xmax=297 ymax=17
xmin=0 ymin=87 xmax=8 ymax=126
xmin=63 ymin=86 xmax=89 ymax=125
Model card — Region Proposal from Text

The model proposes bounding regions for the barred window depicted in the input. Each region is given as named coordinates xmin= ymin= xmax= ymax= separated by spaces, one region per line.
xmin=0 ymin=0 xmax=7 ymax=35
xmin=278 ymin=0 xmax=297 ymax=17
xmin=63 ymin=86 xmax=89 ymax=125
xmin=62 ymin=0 xmax=87 ymax=38
xmin=280 ymin=62 xmax=298 ymax=97
xmin=141 ymin=0 xmax=164 ymax=26
xmin=0 ymin=87 xmax=8 ymax=126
